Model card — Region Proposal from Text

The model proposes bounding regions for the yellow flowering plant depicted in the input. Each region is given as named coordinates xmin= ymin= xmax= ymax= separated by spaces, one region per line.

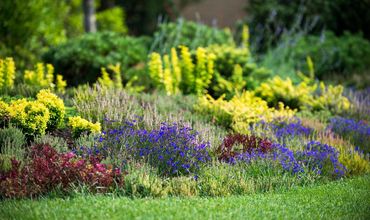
xmin=0 ymin=57 xmax=16 ymax=90
xmin=148 ymin=46 xmax=216 ymax=95
xmin=56 ymin=74 xmax=67 ymax=94
xmin=24 ymin=62 xmax=67 ymax=93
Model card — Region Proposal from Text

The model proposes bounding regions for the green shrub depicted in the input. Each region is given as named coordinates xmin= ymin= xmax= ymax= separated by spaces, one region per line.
xmin=197 ymin=161 xmax=320 ymax=197
xmin=205 ymin=43 xmax=271 ymax=98
xmin=33 ymin=134 xmax=69 ymax=153
xmin=0 ymin=126 xmax=26 ymax=155
xmin=43 ymin=32 xmax=149 ymax=85
xmin=74 ymin=134 xmax=96 ymax=149
xmin=290 ymin=31 xmax=370 ymax=79
xmin=150 ymin=19 xmax=235 ymax=54
xmin=95 ymin=63 xmax=144 ymax=92
xmin=0 ymin=126 xmax=26 ymax=171
xmin=123 ymin=162 xmax=169 ymax=198
xmin=1 ymin=83 xmax=43 ymax=98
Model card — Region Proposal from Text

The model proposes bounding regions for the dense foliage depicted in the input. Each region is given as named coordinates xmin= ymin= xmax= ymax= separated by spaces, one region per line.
xmin=245 ymin=0 xmax=370 ymax=52
xmin=43 ymin=32 xmax=149 ymax=85
xmin=277 ymin=32 xmax=370 ymax=79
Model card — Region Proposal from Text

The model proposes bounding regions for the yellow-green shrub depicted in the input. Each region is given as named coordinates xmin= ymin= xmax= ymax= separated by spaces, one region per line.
xmin=255 ymin=76 xmax=350 ymax=113
xmin=97 ymin=67 xmax=114 ymax=88
xmin=179 ymin=45 xmax=194 ymax=94
xmin=96 ymin=63 xmax=143 ymax=92
xmin=311 ymin=82 xmax=350 ymax=113
xmin=206 ymin=45 xmax=250 ymax=78
xmin=316 ymin=133 xmax=370 ymax=176
xmin=241 ymin=25 xmax=250 ymax=48
xmin=68 ymin=116 xmax=101 ymax=138
xmin=196 ymin=91 xmax=295 ymax=133
xmin=168 ymin=177 xmax=198 ymax=197
xmin=339 ymin=150 xmax=370 ymax=176
xmin=0 ymin=100 xmax=10 ymax=124
xmin=255 ymin=76 xmax=315 ymax=110
xmin=36 ymin=89 xmax=65 ymax=129
xmin=212 ymin=64 xmax=246 ymax=99
xmin=148 ymin=46 xmax=216 ymax=95
xmin=24 ymin=63 xmax=53 ymax=88
xmin=0 ymin=57 xmax=16 ymax=90
xmin=55 ymin=74 xmax=67 ymax=94
xmin=8 ymin=99 xmax=50 ymax=136
xmin=332 ymin=143 xmax=370 ymax=176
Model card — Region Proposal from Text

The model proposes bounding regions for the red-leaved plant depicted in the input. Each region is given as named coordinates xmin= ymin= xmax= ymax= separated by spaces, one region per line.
xmin=0 ymin=144 xmax=124 ymax=198
xmin=217 ymin=134 xmax=273 ymax=162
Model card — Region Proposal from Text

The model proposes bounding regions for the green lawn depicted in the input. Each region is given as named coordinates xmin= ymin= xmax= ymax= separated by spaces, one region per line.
xmin=1 ymin=175 xmax=369 ymax=220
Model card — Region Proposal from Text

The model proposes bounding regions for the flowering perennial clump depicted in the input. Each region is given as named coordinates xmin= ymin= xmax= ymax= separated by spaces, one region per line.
xmin=24 ymin=62 xmax=67 ymax=93
xmin=272 ymin=144 xmax=303 ymax=173
xmin=148 ymin=46 xmax=216 ymax=95
xmin=0 ymin=57 xmax=16 ymax=90
xmin=296 ymin=141 xmax=346 ymax=177
xmin=262 ymin=119 xmax=313 ymax=141
xmin=328 ymin=117 xmax=370 ymax=153
xmin=85 ymin=121 xmax=211 ymax=177
xmin=219 ymin=137 xmax=346 ymax=178
xmin=274 ymin=141 xmax=346 ymax=177
xmin=0 ymin=144 xmax=123 ymax=198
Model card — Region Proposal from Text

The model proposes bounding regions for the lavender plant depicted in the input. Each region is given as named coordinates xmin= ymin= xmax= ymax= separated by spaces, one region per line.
xmin=296 ymin=141 xmax=346 ymax=178
xmin=75 ymin=120 xmax=211 ymax=177
xmin=251 ymin=119 xmax=313 ymax=147
xmin=222 ymin=139 xmax=346 ymax=178
xmin=269 ymin=120 xmax=313 ymax=141
xmin=328 ymin=117 xmax=370 ymax=154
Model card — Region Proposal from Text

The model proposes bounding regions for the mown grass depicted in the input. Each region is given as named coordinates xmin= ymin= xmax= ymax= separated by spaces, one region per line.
xmin=1 ymin=175 xmax=369 ymax=220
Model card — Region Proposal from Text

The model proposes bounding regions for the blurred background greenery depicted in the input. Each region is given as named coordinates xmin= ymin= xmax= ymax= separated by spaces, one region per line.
xmin=1 ymin=0 xmax=369 ymax=88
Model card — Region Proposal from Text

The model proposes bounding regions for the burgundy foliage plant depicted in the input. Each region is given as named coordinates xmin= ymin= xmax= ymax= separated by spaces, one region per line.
xmin=218 ymin=133 xmax=273 ymax=162
xmin=0 ymin=144 xmax=124 ymax=198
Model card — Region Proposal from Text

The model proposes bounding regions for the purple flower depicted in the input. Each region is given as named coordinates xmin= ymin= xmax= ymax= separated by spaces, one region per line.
xmin=328 ymin=117 xmax=370 ymax=154
xmin=80 ymin=119 xmax=211 ymax=177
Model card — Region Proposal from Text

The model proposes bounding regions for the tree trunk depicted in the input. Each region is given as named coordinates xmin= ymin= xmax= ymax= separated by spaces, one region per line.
xmin=83 ymin=0 xmax=96 ymax=33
